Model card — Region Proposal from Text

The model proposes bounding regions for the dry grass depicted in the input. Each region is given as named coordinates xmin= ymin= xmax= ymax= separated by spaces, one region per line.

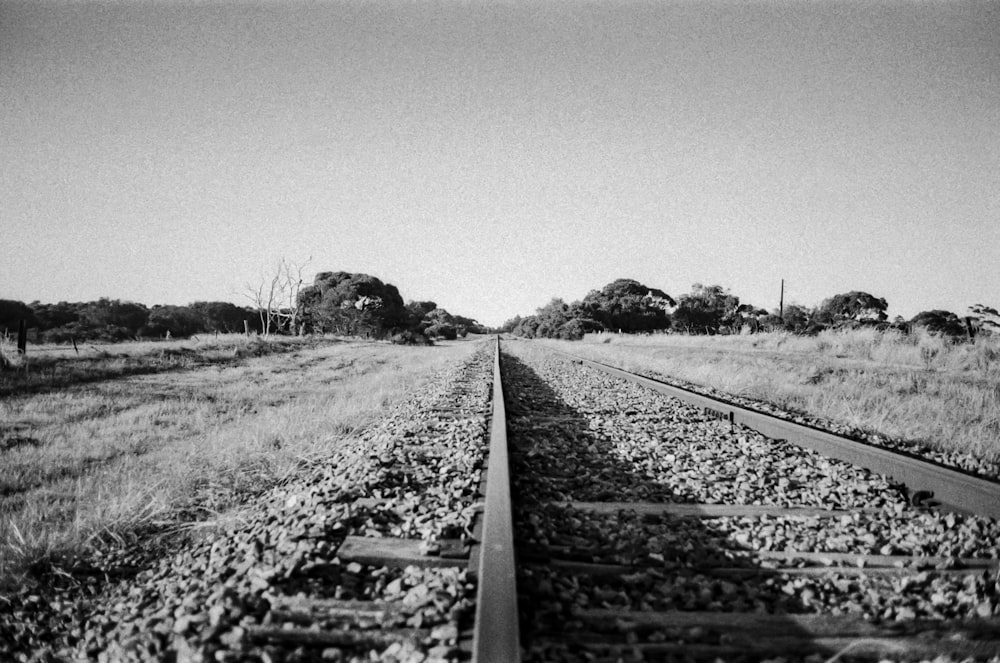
xmin=0 ymin=333 xmax=306 ymax=397
xmin=0 ymin=336 xmax=481 ymax=585
xmin=538 ymin=328 xmax=1000 ymax=463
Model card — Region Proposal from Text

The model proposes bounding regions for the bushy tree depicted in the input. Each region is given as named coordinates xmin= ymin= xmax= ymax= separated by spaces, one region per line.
xmin=142 ymin=305 xmax=203 ymax=338
xmin=506 ymin=278 xmax=674 ymax=340
xmin=815 ymin=291 xmax=888 ymax=327
xmin=910 ymin=310 xmax=967 ymax=339
xmin=579 ymin=279 xmax=674 ymax=333
xmin=450 ymin=314 xmax=485 ymax=336
xmin=190 ymin=301 xmax=259 ymax=334
xmin=509 ymin=299 xmax=600 ymax=340
xmin=298 ymin=271 xmax=407 ymax=337
xmin=760 ymin=304 xmax=817 ymax=333
xmin=405 ymin=301 xmax=438 ymax=330
xmin=425 ymin=323 xmax=457 ymax=340
xmin=31 ymin=301 xmax=82 ymax=331
xmin=423 ymin=307 xmax=454 ymax=326
xmin=534 ymin=299 xmax=574 ymax=338
xmin=0 ymin=299 xmax=36 ymax=335
xmin=729 ymin=303 xmax=770 ymax=332
xmin=403 ymin=303 xmax=483 ymax=338
xmin=500 ymin=315 xmax=523 ymax=333
xmin=672 ymin=284 xmax=740 ymax=334
xmin=969 ymin=304 xmax=1000 ymax=335
xmin=781 ymin=304 xmax=813 ymax=332
xmin=511 ymin=315 xmax=541 ymax=338
xmin=555 ymin=318 xmax=592 ymax=340
xmin=421 ymin=307 xmax=456 ymax=340
xmin=79 ymin=298 xmax=150 ymax=340
xmin=390 ymin=329 xmax=433 ymax=345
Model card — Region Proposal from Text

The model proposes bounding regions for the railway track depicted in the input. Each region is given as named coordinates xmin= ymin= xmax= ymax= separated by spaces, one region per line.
xmin=8 ymin=337 xmax=998 ymax=662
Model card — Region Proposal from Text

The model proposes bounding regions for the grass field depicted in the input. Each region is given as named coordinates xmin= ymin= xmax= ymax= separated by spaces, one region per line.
xmin=540 ymin=328 xmax=1000 ymax=464
xmin=0 ymin=333 xmax=303 ymax=397
xmin=0 ymin=335 xmax=481 ymax=586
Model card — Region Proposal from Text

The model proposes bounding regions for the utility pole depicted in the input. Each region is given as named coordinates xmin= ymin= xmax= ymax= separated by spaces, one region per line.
xmin=779 ymin=279 xmax=784 ymax=321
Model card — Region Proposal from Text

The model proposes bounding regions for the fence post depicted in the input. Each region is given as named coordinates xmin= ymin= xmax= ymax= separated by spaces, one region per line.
xmin=17 ymin=320 xmax=27 ymax=356
xmin=244 ymin=320 xmax=250 ymax=336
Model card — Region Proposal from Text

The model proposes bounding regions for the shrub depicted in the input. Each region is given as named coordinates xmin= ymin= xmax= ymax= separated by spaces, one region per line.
xmin=556 ymin=319 xmax=588 ymax=340
xmin=910 ymin=310 xmax=967 ymax=340
xmin=425 ymin=323 xmax=457 ymax=340
xmin=391 ymin=330 xmax=433 ymax=346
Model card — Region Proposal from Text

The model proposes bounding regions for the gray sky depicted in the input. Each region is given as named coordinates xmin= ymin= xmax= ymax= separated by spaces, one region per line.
xmin=2 ymin=0 xmax=998 ymax=326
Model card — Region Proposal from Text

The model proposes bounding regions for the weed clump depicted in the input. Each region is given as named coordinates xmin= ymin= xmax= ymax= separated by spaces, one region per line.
xmin=0 ymin=337 xmax=25 ymax=371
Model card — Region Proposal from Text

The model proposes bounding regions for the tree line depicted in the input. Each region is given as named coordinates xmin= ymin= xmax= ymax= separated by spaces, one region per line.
xmin=500 ymin=278 xmax=997 ymax=341
xmin=0 ymin=270 xmax=488 ymax=345
xmin=0 ymin=299 xmax=266 ymax=344
xmin=5 ymin=273 xmax=996 ymax=346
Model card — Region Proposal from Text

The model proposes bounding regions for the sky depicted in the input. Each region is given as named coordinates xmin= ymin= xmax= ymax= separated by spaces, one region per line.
xmin=2 ymin=0 xmax=998 ymax=327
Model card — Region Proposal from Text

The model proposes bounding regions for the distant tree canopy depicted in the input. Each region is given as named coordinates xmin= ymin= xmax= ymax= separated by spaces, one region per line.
xmin=452 ymin=314 xmax=487 ymax=336
xmin=81 ymin=298 xmax=150 ymax=339
xmin=6 ymin=268 xmax=486 ymax=345
xmin=672 ymin=284 xmax=741 ymax=334
xmin=508 ymin=298 xmax=599 ymax=340
xmin=969 ymin=304 xmax=1000 ymax=336
xmin=17 ymin=270 xmax=989 ymax=346
xmin=402 ymin=300 xmax=486 ymax=340
xmin=2 ymin=298 xmax=263 ymax=343
xmin=767 ymin=303 xmax=817 ymax=334
xmin=29 ymin=301 xmax=81 ymax=332
xmin=910 ymin=310 xmax=967 ymax=339
xmin=579 ymin=279 xmax=675 ymax=333
xmin=189 ymin=301 xmax=254 ymax=334
xmin=405 ymin=301 xmax=438 ymax=329
xmin=143 ymin=305 xmax=204 ymax=339
xmin=421 ymin=307 xmax=458 ymax=340
xmin=501 ymin=281 xmax=928 ymax=340
xmin=815 ymin=291 xmax=888 ymax=327
xmin=297 ymin=271 xmax=408 ymax=337
xmin=505 ymin=278 xmax=674 ymax=340
xmin=0 ymin=299 xmax=37 ymax=334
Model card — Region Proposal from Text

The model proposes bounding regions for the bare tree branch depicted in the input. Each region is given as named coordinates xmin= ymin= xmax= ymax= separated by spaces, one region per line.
xmin=244 ymin=257 xmax=312 ymax=336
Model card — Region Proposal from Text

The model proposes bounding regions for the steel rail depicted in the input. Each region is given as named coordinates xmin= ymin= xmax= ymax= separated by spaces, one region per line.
xmin=472 ymin=337 xmax=521 ymax=662
xmin=556 ymin=350 xmax=1000 ymax=519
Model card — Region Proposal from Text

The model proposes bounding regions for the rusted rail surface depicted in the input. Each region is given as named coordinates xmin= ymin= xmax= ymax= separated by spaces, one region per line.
xmin=559 ymin=350 xmax=1000 ymax=519
xmin=472 ymin=337 xmax=521 ymax=662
